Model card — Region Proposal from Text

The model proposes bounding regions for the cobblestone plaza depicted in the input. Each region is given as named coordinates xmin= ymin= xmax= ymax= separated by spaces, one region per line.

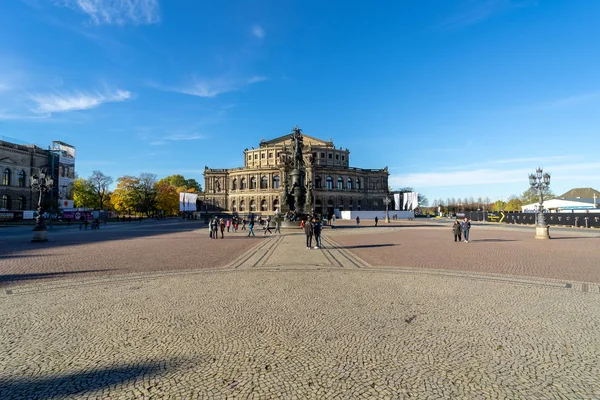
xmin=1 ymin=221 xmax=599 ymax=399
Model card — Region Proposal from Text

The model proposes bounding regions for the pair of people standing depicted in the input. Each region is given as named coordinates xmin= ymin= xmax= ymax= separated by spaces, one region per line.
xmin=304 ymin=217 xmax=322 ymax=249
xmin=452 ymin=218 xmax=471 ymax=243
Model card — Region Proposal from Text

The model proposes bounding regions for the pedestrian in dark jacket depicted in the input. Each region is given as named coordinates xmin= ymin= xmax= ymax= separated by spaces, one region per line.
xmin=375 ymin=216 xmax=378 ymax=226
xmin=461 ymin=218 xmax=471 ymax=242
xmin=313 ymin=218 xmax=322 ymax=249
xmin=304 ymin=218 xmax=314 ymax=249
xmin=452 ymin=220 xmax=462 ymax=242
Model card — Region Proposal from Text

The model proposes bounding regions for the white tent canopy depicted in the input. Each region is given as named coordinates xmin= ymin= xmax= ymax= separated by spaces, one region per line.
xmin=522 ymin=198 xmax=597 ymax=212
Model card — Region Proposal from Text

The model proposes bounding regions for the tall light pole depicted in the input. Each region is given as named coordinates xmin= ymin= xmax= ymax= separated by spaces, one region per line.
xmin=383 ymin=196 xmax=391 ymax=223
xmin=30 ymin=168 xmax=54 ymax=242
xmin=529 ymin=167 xmax=551 ymax=239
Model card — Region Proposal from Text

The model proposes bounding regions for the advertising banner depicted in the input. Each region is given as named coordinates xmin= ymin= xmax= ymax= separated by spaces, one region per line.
xmin=62 ymin=210 xmax=94 ymax=221
xmin=394 ymin=193 xmax=401 ymax=211
xmin=52 ymin=141 xmax=76 ymax=202
xmin=179 ymin=192 xmax=198 ymax=212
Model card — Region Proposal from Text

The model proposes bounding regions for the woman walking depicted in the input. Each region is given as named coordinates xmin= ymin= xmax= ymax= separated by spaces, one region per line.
xmin=247 ymin=219 xmax=255 ymax=237
xmin=452 ymin=220 xmax=462 ymax=242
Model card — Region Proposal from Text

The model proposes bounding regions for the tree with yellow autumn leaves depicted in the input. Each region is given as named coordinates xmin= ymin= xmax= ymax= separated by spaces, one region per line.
xmin=110 ymin=173 xmax=201 ymax=216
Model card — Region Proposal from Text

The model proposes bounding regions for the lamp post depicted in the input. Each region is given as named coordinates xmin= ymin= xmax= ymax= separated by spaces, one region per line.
xmin=383 ymin=196 xmax=391 ymax=223
xmin=30 ymin=168 xmax=54 ymax=242
xmin=529 ymin=167 xmax=551 ymax=239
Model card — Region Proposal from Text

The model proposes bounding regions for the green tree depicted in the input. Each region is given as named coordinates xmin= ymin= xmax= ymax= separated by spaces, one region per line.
xmin=504 ymin=196 xmax=523 ymax=212
xmin=73 ymin=177 xmax=97 ymax=208
xmin=88 ymin=170 xmax=113 ymax=210
xmin=521 ymin=186 xmax=555 ymax=205
xmin=492 ymin=200 xmax=506 ymax=212
xmin=137 ymin=172 xmax=158 ymax=216
xmin=157 ymin=174 xmax=202 ymax=192
xmin=155 ymin=182 xmax=179 ymax=215
xmin=185 ymin=178 xmax=202 ymax=192
xmin=111 ymin=176 xmax=140 ymax=214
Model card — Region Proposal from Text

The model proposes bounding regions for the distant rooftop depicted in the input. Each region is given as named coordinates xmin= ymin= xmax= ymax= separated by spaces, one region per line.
xmin=559 ymin=187 xmax=600 ymax=199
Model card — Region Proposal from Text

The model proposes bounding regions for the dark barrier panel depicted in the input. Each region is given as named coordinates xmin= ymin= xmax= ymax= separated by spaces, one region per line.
xmin=483 ymin=212 xmax=600 ymax=228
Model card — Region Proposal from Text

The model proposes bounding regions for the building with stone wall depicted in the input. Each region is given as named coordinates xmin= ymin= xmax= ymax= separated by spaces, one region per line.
xmin=203 ymin=130 xmax=389 ymax=216
xmin=0 ymin=140 xmax=57 ymax=211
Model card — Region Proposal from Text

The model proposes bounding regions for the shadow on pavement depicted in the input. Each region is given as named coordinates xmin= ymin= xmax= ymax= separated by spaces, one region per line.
xmin=549 ymin=236 xmax=598 ymax=240
xmin=473 ymin=239 xmax=519 ymax=243
xmin=0 ymin=269 xmax=112 ymax=286
xmin=341 ymin=244 xmax=397 ymax=249
xmin=328 ymin=224 xmax=445 ymax=230
xmin=0 ymin=220 xmax=206 ymax=259
xmin=0 ymin=362 xmax=165 ymax=399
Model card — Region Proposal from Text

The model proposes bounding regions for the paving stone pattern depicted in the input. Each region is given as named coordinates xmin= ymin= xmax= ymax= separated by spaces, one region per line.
xmin=1 ymin=221 xmax=599 ymax=398
xmin=330 ymin=224 xmax=600 ymax=284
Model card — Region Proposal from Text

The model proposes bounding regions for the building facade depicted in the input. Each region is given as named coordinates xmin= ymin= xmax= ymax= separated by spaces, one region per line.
xmin=203 ymin=131 xmax=389 ymax=216
xmin=0 ymin=140 xmax=56 ymax=211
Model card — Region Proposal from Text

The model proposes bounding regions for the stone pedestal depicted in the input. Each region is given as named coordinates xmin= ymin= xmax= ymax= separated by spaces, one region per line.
xmin=32 ymin=228 xmax=48 ymax=242
xmin=535 ymin=225 xmax=550 ymax=240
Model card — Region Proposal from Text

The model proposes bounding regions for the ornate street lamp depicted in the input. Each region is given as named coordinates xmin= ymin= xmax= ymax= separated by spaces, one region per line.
xmin=30 ymin=168 xmax=54 ymax=242
xmin=383 ymin=196 xmax=391 ymax=223
xmin=529 ymin=167 xmax=551 ymax=239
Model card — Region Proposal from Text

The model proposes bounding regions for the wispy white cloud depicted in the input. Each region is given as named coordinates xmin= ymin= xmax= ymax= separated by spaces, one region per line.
xmin=0 ymin=111 xmax=51 ymax=121
xmin=30 ymin=88 xmax=131 ymax=114
xmin=252 ymin=25 xmax=265 ymax=38
xmin=150 ymin=133 xmax=205 ymax=146
xmin=164 ymin=134 xmax=204 ymax=141
xmin=533 ymin=91 xmax=600 ymax=110
xmin=442 ymin=0 xmax=535 ymax=29
xmin=247 ymin=75 xmax=267 ymax=84
xmin=438 ymin=155 xmax=578 ymax=171
xmin=54 ymin=0 xmax=160 ymax=25
xmin=390 ymin=160 xmax=600 ymax=189
xmin=159 ymin=75 xmax=267 ymax=98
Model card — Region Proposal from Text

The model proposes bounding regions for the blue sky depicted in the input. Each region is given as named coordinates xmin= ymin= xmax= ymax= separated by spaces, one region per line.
xmin=1 ymin=0 xmax=600 ymax=203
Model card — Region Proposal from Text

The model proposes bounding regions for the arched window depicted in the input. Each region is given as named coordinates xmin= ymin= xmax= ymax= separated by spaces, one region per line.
xmin=232 ymin=179 xmax=237 ymax=190
xmin=314 ymin=176 xmax=322 ymax=189
xmin=18 ymin=170 xmax=26 ymax=187
xmin=273 ymin=175 xmax=280 ymax=189
xmin=326 ymin=176 xmax=333 ymax=190
xmin=337 ymin=177 xmax=343 ymax=190
xmin=356 ymin=178 xmax=361 ymax=190
xmin=241 ymin=178 xmax=247 ymax=190
xmin=18 ymin=196 xmax=26 ymax=210
xmin=240 ymin=200 xmax=245 ymax=211
xmin=273 ymin=198 xmax=279 ymax=212
xmin=250 ymin=177 xmax=257 ymax=190
xmin=231 ymin=200 xmax=236 ymax=211
xmin=2 ymin=168 xmax=10 ymax=186
xmin=260 ymin=176 xmax=268 ymax=189
xmin=261 ymin=199 xmax=268 ymax=211
xmin=250 ymin=199 xmax=256 ymax=211
xmin=0 ymin=194 xmax=10 ymax=209
xmin=347 ymin=178 xmax=352 ymax=190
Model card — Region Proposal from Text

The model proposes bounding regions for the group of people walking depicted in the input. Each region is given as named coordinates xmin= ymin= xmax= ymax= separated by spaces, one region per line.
xmin=208 ymin=215 xmax=281 ymax=239
xmin=452 ymin=217 xmax=472 ymax=243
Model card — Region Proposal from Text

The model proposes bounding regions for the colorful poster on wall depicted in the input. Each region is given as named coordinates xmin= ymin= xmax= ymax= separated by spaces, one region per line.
xmin=52 ymin=141 xmax=76 ymax=202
